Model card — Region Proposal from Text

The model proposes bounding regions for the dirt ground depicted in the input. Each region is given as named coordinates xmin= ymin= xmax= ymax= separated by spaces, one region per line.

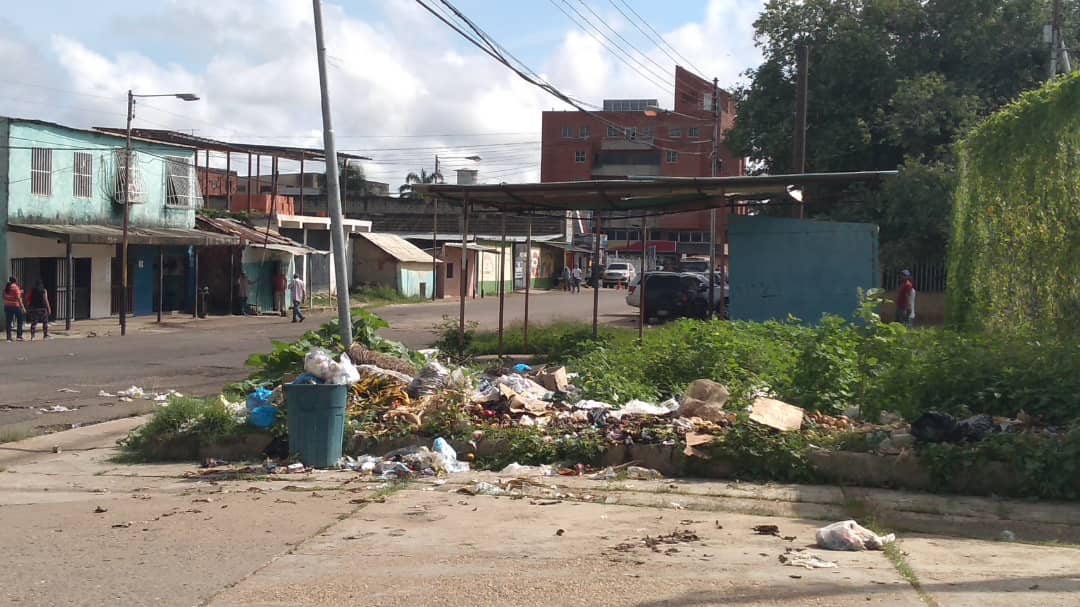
xmin=2 ymin=419 xmax=1078 ymax=607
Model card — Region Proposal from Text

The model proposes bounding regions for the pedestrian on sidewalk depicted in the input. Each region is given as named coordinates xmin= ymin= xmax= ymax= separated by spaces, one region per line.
xmin=237 ymin=272 xmax=251 ymax=316
xmin=896 ymin=269 xmax=917 ymax=328
xmin=561 ymin=265 xmax=571 ymax=291
xmin=272 ymin=272 xmax=287 ymax=317
xmin=571 ymin=265 xmax=583 ymax=293
xmin=26 ymin=279 xmax=51 ymax=340
xmin=289 ymin=274 xmax=306 ymax=323
xmin=4 ymin=276 xmax=26 ymax=341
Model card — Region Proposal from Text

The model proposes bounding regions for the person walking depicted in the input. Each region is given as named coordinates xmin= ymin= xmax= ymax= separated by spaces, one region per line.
xmin=571 ymin=265 xmax=583 ymax=294
xmin=272 ymin=271 xmax=287 ymax=317
xmin=289 ymin=273 xmax=307 ymax=323
xmin=26 ymin=279 xmax=51 ymax=340
xmin=4 ymin=277 xmax=26 ymax=342
xmin=561 ymin=265 xmax=571 ymax=291
xmin=237 ymin=272 xmax=251 ymax=316
xmin=896 ymin=269 xmax=916 ymax=328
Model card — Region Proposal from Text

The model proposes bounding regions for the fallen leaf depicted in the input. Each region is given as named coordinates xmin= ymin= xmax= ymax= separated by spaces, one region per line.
xmin=555 ymin=529 xmax=566 ymax=536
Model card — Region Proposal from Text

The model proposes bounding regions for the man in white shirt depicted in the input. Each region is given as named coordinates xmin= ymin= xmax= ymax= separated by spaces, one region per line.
xmin=571 ymin=265 xmax=583 ymax=293
xmin=289 ymin=274 xmax=307 ymax=323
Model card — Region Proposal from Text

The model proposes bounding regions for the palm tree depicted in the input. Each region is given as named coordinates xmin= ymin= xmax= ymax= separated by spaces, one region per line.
xmin=398 ymin=168 xmax=442 ymax=198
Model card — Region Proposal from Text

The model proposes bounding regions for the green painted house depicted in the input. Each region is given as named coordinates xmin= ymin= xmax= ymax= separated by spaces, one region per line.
xmin=0 ymin=118 xmax=236 ymax=321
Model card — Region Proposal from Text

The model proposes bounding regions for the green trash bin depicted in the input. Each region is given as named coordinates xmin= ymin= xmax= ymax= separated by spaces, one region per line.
xmin=283 ymin=383 xmax=348 ymax=469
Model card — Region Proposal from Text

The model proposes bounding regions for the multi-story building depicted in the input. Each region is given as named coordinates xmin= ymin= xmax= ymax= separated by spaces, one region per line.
xmin=540 ymin=66 xmax=745 ymax=266
xmin=0 ymin=118 xmax=237 ymax=320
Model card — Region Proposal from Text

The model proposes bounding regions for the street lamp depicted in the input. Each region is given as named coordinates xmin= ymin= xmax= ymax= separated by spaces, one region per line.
xmin=120 ymin=90 xmax=200 ymax=336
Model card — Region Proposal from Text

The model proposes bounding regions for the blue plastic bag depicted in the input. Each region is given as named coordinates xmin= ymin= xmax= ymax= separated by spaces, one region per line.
xmin=246 ymin=387 xmax=274 ymax=411
xmin=292 ymin=372 xmax=324 ymax=385
xmin=249 ymin=405 xmax=278 ymax=429
xmin=512 ymin=363 xmax=532 ymax=375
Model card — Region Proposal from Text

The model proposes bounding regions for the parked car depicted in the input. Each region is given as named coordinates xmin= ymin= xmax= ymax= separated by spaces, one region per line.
xmin=626 ymin=272 xmax=728 ymax=309
xmin=601 ymin=262 xmax=636 ymax=288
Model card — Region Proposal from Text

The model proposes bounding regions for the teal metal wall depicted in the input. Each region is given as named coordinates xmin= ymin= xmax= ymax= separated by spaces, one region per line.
xmin=398 ymin=264 xmax=435 ymax=298
xmin=729 ymin=216 xmax=879 ymax=323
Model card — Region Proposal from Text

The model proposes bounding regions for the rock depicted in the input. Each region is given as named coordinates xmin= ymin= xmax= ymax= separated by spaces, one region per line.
xmin=878 ymin=439 xmax=901 ymax=455
xmin=684 ymin=379 xmax=730 ymax=405
xmin=679 ymin=380 xmax=730 ymax=423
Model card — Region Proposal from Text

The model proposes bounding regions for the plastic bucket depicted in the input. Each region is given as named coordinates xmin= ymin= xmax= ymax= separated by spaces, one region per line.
xmin=283 ymin=383 xmax=348 ymax=469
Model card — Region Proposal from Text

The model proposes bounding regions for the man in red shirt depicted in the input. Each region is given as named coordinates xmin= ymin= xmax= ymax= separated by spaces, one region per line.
xmin=896 ymin=270 xmax=916 ymax=327
xmin=272 ymin=272 xmax=287 ymax=317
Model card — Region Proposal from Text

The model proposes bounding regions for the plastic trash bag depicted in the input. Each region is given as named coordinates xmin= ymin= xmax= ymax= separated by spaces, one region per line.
xmin=356 ymin=364 xmax=414 ymax=384
xmin=499 ymin=462 xmax=554 ymax=476
xmin=815 ymin=520 xmax=896 ymax=551
xmin=329 ymin=353 xmax=361 ymax=385
xmin=495 ymin=375 xmax=553 ymax=401
xmin=304 ymin=348 xmax=337 ymax=380
xmin=248 ymin=405 xmax=278 ymax=429
xmin=292 ymin=372 xmax=324 ymax=385
xmin=432 ymin=437 xmax=470 ymax=474
xmin=408 ymin=361 xmax=452 ymax=399
xmin=512 ymin=363 xmax=532 ymax=374
xmin=246 ymin=387 xmax=274 ymax=411
xmin=625 ymin=466 xmax=663 ymax=480
xmin=608 ymin=399 xmax=677 ymax=420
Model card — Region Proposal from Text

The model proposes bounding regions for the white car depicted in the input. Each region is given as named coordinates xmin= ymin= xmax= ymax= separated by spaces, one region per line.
xmin=626 ymin=272 xmax=729 ymax=308
xmin=601 ymin=262 xmax=636 ymax=288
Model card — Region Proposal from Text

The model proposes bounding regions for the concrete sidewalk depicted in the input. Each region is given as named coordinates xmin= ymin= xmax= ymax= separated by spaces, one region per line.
xmin=1 ymin=420 xmax=1079 ymax=606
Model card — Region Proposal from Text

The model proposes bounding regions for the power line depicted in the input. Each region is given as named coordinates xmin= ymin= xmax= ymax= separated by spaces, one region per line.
xmin=611 ymin=0 xmax=706 ymax=78
xmin=547 ymin=0 xmax=673 ymax=93
xmin=416 ymin=0 xmax=707 ymax=156
xmin=576 ymin=0 xmax=675 ymax=79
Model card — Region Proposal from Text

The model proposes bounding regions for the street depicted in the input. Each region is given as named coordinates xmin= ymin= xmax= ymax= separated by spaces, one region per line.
xmin=0 ymin=289 xmax=632 ymax=436
xmin=0 ymin=420 xmax=1076 ymax=607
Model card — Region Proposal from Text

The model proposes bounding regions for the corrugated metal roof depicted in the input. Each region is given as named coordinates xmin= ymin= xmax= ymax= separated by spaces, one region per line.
xmin=355 ymin=232 xmax=439 ymax=264
xmin=7 ymin=223 xmax=239 ymax=246
xmin=197 ymin=216 xmax=311 ymax=249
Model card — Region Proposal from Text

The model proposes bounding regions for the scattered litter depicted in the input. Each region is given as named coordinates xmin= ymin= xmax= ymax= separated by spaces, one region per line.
xmin=56 ymin=388 xmax=80 ymax=393
xmin=780 ymin=551 xmax=839 ymax=569
xmin=816 ymin=520 xmax=895 ymax=551
xmin=670 ymin=502 xmax=685 ymax=511
xmin=52 ymin=445 xmax=62 ymax=454
xmin=999 ymin=530 xmax=1016 ymax=542
xmin=749 ymin=397 xmax=805 ymax=432
xmin=625 ymin=466 xmax=663 ymax=480
xmin=192 ymin=497 xmax=214 ymax=504
xmin=39 ymin=405 xmax=75 ymax=413
xmin=432 ymin=437 xmax=470 ymax=474
xmin=500 ymin=462 xmax=555 ymax=476
xmin=98 ymin=390 xmax=114 ymax=398
xmin=512 ymin=363 xmax=532 ymax=374
xmin=117 ymin=386 xmax=145 ymax=399
xmin=753 ymin=525 xmax=781 ymax=536
xmin=111 ymin=522 xmax=133 ymax=529
xmin=472 ymin=482 xmax=505 ymax=496
xmin=555 ymin=528 xmax=565 ymax=536
xmin=408 ymin=360 xmax=452 ymax=399
xmin=93 ymin=506 xmax=107 ymax=514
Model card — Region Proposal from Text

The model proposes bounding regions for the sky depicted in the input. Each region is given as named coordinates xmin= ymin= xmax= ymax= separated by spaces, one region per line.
xmin=0 ymin=0 xmax=766 ymax=189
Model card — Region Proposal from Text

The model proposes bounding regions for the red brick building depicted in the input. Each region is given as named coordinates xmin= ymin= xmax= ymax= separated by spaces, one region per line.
xmin=540 ymin=66 xmax=745 ymax=264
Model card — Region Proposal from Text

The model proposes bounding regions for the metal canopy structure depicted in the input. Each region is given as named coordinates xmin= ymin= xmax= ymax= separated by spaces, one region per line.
xmin=413 ymin=170 xmax=899 ymax=352
xmin=414 ymin=171 xmax=897 ymax=214
xmin=8 ymin=223 xmax=240 ymax=247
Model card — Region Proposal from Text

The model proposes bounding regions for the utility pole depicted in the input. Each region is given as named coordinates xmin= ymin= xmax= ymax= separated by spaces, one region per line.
xmin=120 ymin=90 xmax=134 ymax=336
xmin=793 ymin=42 xmax=809 ymax=219
xmin=1050 ymin=0 xmax=1061 ymax=79
xmin=312 ymin=0 xmax=352 ymax=347
xmin=708 ymin=77 xmax=720 ymax=320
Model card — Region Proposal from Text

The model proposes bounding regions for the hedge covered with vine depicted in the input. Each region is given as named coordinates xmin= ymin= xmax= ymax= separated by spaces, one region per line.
xmin=948 ymin=72 xmax=1080 ymax=335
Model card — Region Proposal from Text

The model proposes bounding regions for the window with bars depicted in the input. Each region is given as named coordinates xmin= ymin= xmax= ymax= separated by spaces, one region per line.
xmin=113 ymin=149 xmax=145 ymax=203
xmin=666 ymin=151 xmax=679 ymax=164
xmin=574 ymin=150 xmax=586 ymax=163
xmin=166 ymin=156 xmax=197 ymax=208
xmin=31 ymin=148 xmax=52 ymax=196
xmin=73 ymin=152 xmax=93 ymax=198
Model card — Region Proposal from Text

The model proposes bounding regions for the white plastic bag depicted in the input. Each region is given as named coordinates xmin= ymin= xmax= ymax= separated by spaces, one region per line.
xmin=330 ymin=353 xmax=361 ymax=385
xmin=408 ymin=361 xmax=452 ymax=399
xmin=305 ymin=348 xmax=336 ymax=380
xmin=432 ymin=437 xmax=470 ymax=474
xmin=815 ymin=520 xmax=896 ymax=551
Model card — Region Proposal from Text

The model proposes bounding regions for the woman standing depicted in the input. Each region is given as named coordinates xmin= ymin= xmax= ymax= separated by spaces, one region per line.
xmin=4 ymin=277 xmax=26 ymax=342
xmin=27 ymin=279 xmax=52 ymax=340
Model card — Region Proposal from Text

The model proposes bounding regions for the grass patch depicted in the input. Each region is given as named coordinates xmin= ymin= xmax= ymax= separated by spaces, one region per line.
xmin=118 ymin=397 xmax=244 ymax=461
xmin=0 ymin=428 xmax=35 ymax=444
xmin=312 ymin=286 xmax=428 ymax=309
xmin=884 ymin=543 xmax=939 ymax=607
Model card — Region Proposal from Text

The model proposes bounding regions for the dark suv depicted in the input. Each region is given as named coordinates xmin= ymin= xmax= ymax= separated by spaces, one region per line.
xmin=640 ymin=272 xmax=714 ymax=322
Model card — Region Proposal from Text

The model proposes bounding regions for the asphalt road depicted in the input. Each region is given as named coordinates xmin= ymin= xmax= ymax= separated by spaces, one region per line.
xmin=0 ymin=289 xmax=633 ymax=435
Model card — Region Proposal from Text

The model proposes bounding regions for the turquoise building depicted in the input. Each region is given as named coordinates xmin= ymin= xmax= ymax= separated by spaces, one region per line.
xmin=0 ymin=118 xmax=236 ymax=320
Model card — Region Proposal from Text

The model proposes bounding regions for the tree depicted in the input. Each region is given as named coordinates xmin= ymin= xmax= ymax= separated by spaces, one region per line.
xmin=340 ymin=162 xmax=368 ymax=200
xmin=728 ymin=0 xmax=1074 ymax=267
xmin=398 ymin=168 xmax=443 ymax=198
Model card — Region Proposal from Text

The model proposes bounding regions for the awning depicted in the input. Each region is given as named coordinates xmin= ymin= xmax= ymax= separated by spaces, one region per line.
xmin=8 ymin=223 xmax=240 ymax=246
xmin=196 ymin=216 xmax=325 ymax=255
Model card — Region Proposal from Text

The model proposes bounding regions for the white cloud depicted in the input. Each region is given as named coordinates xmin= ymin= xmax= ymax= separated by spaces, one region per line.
xmin=0 ymin=0 xmax=764 ymax=188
